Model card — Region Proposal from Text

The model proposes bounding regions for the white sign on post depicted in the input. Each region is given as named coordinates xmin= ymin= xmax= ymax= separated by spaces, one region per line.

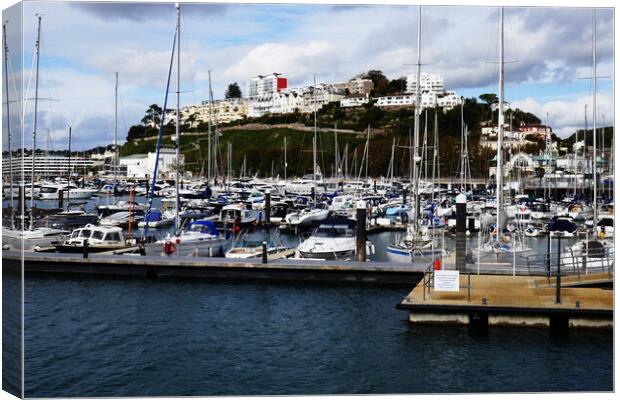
xmin=434 ymin=270 xmax=460 ymax=292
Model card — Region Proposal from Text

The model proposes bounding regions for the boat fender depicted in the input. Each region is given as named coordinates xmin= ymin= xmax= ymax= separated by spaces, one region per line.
xmin=163 ymin=241 xmax=176 ymax=255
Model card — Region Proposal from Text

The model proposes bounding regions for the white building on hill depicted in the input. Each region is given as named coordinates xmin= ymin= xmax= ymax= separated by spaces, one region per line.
xmin=406 ymin=73 xmax=444 ymax=94
xmin=247 ymin=73 xmax=288 ymax=117
xmin=120 ymin=148 xmax=183 ymax=179
xmin=340 ymin=93 xmax=369 ymax=108
xmin=374 ymin=73 xmax=461 ymax=111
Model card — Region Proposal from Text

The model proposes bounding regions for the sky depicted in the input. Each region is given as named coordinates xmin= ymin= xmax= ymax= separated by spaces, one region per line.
xmin=1 ymin=0 xmax=615 ymax=150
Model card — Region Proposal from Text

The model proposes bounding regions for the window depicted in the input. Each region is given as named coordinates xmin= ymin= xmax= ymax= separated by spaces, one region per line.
xmin=79 ymin=229 xmax=91 ymax=238
xmin=106 ymin=232 xmax=121 ymax=242
xmin=92 ymin=231 xmax=105 ymax=240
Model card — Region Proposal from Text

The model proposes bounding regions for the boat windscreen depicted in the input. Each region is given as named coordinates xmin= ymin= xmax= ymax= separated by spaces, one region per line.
xmin=315 ymin=226 xmax=354 ymax=237
xmin=79 ymin=229 xmax=91 ymax=238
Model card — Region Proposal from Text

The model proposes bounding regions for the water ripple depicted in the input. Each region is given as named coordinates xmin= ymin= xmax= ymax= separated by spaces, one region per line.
xmin=22 ymin=276 xmax=613 ymax=397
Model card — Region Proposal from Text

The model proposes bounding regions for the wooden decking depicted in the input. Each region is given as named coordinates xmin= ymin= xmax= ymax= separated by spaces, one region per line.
xmin=398 ymin=273 xmax=613 ymax=328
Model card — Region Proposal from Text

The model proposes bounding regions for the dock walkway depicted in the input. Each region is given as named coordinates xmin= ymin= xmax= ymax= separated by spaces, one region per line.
xmin=3 ymin=251 xmax=428 ymax=284
xmin=398 ymin=273 xmax=613 ymax=328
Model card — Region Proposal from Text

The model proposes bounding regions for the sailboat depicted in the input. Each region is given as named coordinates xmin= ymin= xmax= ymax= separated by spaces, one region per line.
xmin=281 ymin=76 xmax=329 ymax=229
xmin=386 ymin=6 xmax=446 ymax=263
xmin=560 ymin=9 xmax=613 ymax=269
xmin=1 ymin=15 xmax=72 ymax=251
xmin=477 ymin=7 xmax=530 ymax=255
xmin=142 ymin=4 xmax=230 ymax=257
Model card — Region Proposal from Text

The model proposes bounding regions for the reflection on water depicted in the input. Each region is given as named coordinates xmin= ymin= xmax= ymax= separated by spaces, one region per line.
xmin=23 ymin=276 xmax=613 ymax=397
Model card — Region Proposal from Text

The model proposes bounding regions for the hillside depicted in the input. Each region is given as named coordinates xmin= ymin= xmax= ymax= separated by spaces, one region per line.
xmin=119 ymin=96 xmax=552 ymax=179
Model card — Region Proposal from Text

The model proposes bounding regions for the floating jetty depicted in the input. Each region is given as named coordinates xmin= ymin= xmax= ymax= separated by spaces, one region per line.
xmin=3 ymin=251 xmax=429 ymax=284
xmin=398 ymin=272 xmax=613 ymax=329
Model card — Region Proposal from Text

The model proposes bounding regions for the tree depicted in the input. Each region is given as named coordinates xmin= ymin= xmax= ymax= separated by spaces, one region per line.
xmin=333 ymin=106 xmax=345 ymax=122
xmin=360 ymin=105 xmax=385 ymax=129
xmin=186 ymin=112 xmax=199 ymax=129
xmin=127 ymin=124 xmax=146 ymax=141
xmin=225 ymin=82 xmax=242 ymax=99
xmin=386 ymin=78 xmax=407 ymax=94
xmin=142 ymin=104 xmax=162 ymax=128
xmin=363 ymin=70 xmax=389 ymax=96
xmin=479 ymin=93 xmax=498 ymax=105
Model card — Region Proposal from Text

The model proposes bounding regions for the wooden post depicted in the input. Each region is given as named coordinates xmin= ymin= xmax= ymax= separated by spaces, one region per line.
xmin=546 ymin=232 xmax=551 ymax=280
xmin=556 ymin=236 xmax=561 ymax=304
xmin=18 ymin=185 xmax=24 ymax=213
xmin=455 ymin=193 xmax=467 ymax=271
xmin=83 ymin=239 xmax=89 ymax=259
xmin=58 ymin=189 xmax=64 ymax=210
xmin=265 ymin=192 xmax=271 ymax=228
xmin=356 ymin=203 xmax=367 ymax=262
xmin=262 ymin=241 xmax=268 ymax=264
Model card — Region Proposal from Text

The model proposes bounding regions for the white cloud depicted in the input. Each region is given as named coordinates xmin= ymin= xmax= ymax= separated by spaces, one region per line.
xmin=7 ymin=2 xmax=614 ymax=150
xmin=223 ymin=41 xmax=335 ymax=85
xmin=511 ymin=93 xmax=614 ymax=138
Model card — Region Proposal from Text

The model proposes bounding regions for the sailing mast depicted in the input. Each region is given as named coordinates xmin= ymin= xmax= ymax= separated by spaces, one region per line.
xmin=30 ymin=14 xmax=42 ymax=229
xmin=313 ymin=75 xmax=318 ymax=204
xmin=459 ymin=98 xmax=465 ymax=191
xmin=573 ymin=111 xmax=579 ymax=197
xmin=66 ymin=126 xmax=71 ymax=208
xmin=495 ymin=7 xmax=505 ymax=242
xmin=432 ymin=111 xmax=438 ymax=205
xmin=208 ymin=70 xmax=218 ymax=180
xmin=422 ymin=109 xmax=428 ymax=182
xmin=3 ymin=22 xmax=14 ymax=226
xmin=227 ymin=141 xmax=232 ymax=184
xmin=114 ymin=71 xmax=118 ymax=194
xmin=174 ymin=2 xmax=181 ymax=234
xmin=389 ymin=137 xmax=396 ymax=186
xmin=142 ymin=5 xmax=178 ymax=242
xmin=344 ymin=143 xmax=348 ymax=180
xmin=413 ymin=5 xmax=422 ymax=235
xmin=207 ymin=70 xmax=213 ymax=184
xmin=583 ymin=104 xmax=588 ymax=197
xmin=334 ymin=122 xmax=338 ymax=183
xmin=591 ymin=8 xmax=598 ymax=236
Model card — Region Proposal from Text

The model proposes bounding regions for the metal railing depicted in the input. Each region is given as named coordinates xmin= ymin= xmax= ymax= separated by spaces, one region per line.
xmin=422 ymin=262 xmax=434 ymax=301
xmin=422 ymin=262 xmax=472 ymax=302
xmin=522 ymin=247 xmax=614 ymax=281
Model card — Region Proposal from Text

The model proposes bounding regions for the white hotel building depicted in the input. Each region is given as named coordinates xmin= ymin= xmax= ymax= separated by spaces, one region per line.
xmin=247 ymin=73 xmax=289 ymax=117
xmin=2 ymin=153 xmax=95 ymax=180
xmin=164 ymin=98 xmax=248 ymax=127
xmin=246 ymin=73 xmax=347 ymax=117
xmin=374 ymin=73 xmax=461 ymax=111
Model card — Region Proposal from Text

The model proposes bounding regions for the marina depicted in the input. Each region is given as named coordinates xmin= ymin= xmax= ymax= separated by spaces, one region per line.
xmin=1 ymin=1 xmax=615 ymax=397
